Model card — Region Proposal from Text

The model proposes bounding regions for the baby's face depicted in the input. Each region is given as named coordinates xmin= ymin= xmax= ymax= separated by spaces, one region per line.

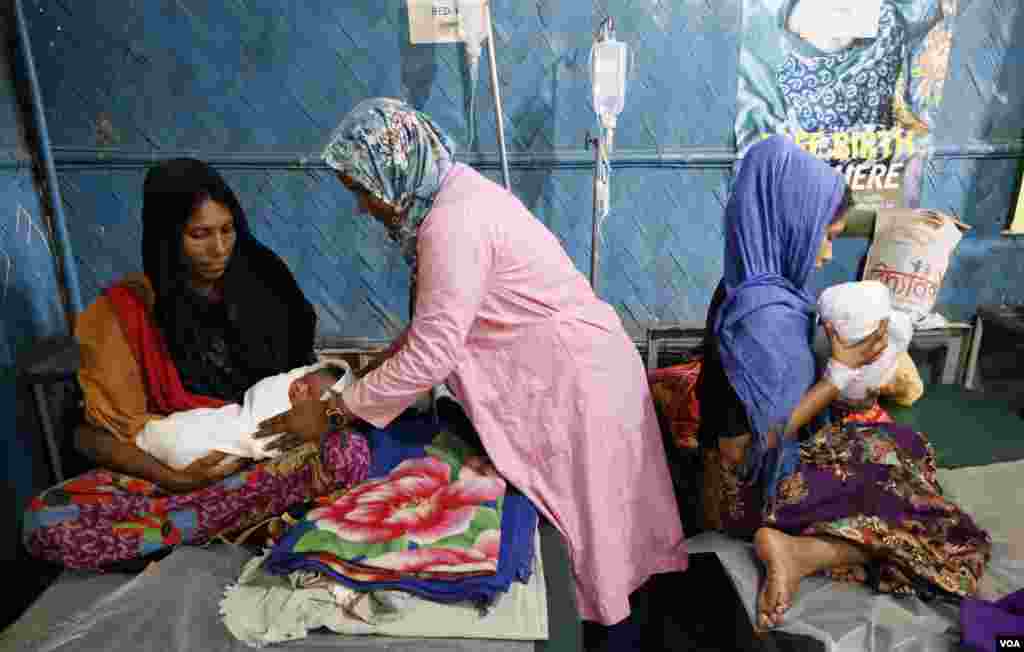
xmin=288 ymin=372 xmax=334 ymax=404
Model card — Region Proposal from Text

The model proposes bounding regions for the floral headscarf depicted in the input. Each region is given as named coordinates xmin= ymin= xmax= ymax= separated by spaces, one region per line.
xmin=321 ymin=98 xmax=456 ymax=273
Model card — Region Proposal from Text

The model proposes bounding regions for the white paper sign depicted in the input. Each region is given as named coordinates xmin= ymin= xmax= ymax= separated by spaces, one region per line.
xmin=407 ymin=0 xmax=462 ymax=44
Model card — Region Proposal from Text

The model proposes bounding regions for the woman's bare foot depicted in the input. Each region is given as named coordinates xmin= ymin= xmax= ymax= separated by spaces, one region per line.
xmin=753 ymin=528 xmax=811 ymax=630
xmin=753 ymin=528 xmax=872 ymax=630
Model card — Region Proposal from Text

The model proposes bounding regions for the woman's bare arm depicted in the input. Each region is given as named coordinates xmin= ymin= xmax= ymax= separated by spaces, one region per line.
xmin=74 ymin=423 xmax=242 ymax=493
xmin=74 ymin=423 xmax=173 ymax=482
xmin=783 ymin=378 xmax=841 ymax=437
xmin=725 ymin=320 xmax=888 ymax=454
xmin=782 ymin=319 xmax=890 ymax=437
xmin=721 ymin=378 xmax=840 ymax=464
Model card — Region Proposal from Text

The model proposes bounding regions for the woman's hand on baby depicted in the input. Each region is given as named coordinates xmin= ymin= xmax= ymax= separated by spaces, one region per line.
xmin=253 ymin=400 xmax=330 ymax=453
xmin=826 ymin=318 xmax=889 ymax=369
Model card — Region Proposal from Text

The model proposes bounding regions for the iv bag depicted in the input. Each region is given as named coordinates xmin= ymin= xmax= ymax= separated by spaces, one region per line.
xmin=456 ymin=0 xmax=488 ymax=58
xmin=591 ymin=38 xmax=628 ymax=128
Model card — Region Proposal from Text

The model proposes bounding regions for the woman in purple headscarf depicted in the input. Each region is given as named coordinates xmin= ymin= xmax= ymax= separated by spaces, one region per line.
xmin=696 ymin=136 xmax=990 ymax=630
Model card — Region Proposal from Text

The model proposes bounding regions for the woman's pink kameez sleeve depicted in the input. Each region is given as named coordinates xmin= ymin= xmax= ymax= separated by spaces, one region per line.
xmin=342 ymin=205 xmax=492 ymax=428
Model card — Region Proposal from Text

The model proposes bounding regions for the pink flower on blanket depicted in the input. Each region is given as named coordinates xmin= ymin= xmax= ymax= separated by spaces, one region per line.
xmin=369 ymin=529 xmax=501 ymax=572
xmin=308 ymin=457 xmax=505 ymax=545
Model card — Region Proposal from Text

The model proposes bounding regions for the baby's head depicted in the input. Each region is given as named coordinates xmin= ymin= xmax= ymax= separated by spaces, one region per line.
xmin=288 ymin=366 xmax=345 ymax=404
xmin=819 ymin=280 xmax=892 ymax=346
xmin=815 ymin=280 xmax=914 ymax=401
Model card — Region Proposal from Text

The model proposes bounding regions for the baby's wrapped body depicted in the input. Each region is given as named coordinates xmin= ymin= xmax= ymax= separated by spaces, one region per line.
xmin=136 ymin=361 xmax=351 ymax=471
xmin=814 ymin=280 xmax=913 ymax=401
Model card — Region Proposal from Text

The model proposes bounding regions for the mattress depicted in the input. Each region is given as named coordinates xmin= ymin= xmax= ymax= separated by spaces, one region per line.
xmin=0 ymin=544 xmax=538 ymax=652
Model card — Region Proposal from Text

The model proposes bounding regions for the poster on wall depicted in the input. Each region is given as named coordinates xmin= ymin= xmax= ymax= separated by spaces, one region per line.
xmin=1007 ymin=161 xmax=1024 ymax=235
xmin=735 ymin=0 xmax=961 ymax=210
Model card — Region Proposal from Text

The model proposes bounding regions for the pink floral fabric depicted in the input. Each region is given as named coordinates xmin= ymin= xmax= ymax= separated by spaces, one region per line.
xmin=283 ymin=430 xmax=507 ymax=578
xmin=312 ymin=457 xmax=504 ymax=544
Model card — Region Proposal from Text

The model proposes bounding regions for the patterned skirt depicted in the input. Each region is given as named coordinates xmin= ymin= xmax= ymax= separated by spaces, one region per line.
xmin=715 ymin=421 xmax=991 ymax=600
xmin=23 ymin=430 xmax=371 ymax=570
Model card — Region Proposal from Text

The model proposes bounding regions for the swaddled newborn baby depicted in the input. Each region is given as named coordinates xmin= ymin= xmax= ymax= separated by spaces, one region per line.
xmin=136 ymin=361 xmax=353 ymax=471
xmin=813 ymin=280 xmax=914 ymax=402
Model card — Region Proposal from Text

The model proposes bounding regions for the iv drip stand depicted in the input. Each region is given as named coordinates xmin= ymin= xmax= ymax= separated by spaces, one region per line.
xmin=482 ymin=1 xmax=511 ymax=190
xmin=586 ymin=131 xmax=604 ymax=292
xmin=431 ymin=1 xmax=511 ymax=424
xmin=587 ymin=18 xmax=615 ymax=294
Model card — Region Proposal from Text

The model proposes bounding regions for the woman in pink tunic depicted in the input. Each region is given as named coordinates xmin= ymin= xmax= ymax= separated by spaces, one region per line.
xmin=256 ymin=98 xmax=688 ymax=631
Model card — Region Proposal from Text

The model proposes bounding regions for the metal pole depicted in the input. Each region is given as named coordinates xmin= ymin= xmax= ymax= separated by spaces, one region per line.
xmin=483 ymin=0 xmax=511 ymax=190
xmin=589 ymin=133 xmax=601 ymax=291
xmin=33 ymin=383 xmax=65 ymax=483
xmin=13 ymin=0 xmax=84 ymax=320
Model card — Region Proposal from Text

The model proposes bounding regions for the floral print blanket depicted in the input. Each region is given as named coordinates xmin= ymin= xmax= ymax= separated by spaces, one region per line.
xmin=268 ymin=429 xmax=508 ymax=581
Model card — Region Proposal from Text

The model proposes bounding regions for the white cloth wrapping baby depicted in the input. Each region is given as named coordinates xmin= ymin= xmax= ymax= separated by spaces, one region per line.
xmin=813 ymin=280 xmax=914 ymax=401
xmin=135 ymin=360 xmax=353 ymax=471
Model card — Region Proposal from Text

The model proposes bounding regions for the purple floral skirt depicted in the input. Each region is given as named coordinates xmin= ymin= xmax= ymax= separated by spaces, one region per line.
xmin=716 ymin=421 xmax=991 ymax=598
xmin=23 ymin=431 xmax=370 ymax=570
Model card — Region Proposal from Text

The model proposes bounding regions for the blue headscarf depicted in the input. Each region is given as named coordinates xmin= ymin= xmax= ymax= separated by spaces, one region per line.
xmin=321 ymin=98 xmax=456 ymax=271
xmin=714 ymin=135 xmax=846 ymax=500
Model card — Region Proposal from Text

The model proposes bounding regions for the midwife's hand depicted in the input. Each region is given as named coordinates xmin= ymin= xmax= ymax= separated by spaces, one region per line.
xmin=253 ymin=400 xmax=330 ymax=453
xmin=826 ymin=318 xmax=889 ymax=369
xmin=162 ymin=451 xmax=247 ymax=494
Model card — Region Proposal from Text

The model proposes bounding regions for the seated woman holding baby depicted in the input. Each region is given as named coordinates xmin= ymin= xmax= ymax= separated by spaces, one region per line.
xmin=23 ymin=158 xmax=370 ymax=570
xmin=695 ymin=136 xmax=990 ymax=630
